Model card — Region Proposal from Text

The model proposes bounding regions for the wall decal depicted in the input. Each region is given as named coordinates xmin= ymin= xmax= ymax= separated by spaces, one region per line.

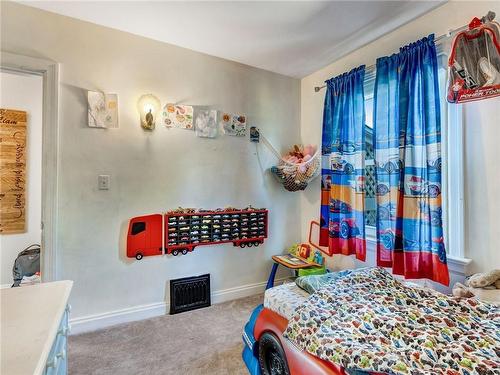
xmin=195 ymin=109 xmax=218 ymax=138
xmin=0 ymin=109 xmax=27 ymax=234
xmin=87 ymin=91 xmax=118 ymax=128
xmin=162 ymin=104 xmax=194 ymax=130
xmin=221 ymin=113 xmax=246 ymax=136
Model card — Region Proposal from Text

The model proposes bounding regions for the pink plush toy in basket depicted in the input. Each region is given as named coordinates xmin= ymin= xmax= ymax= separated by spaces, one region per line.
xmin=270 ymin=144 xmax=320 ymax=192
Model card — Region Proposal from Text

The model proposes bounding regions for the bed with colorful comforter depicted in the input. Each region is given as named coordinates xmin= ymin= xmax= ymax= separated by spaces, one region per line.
xmin=284 ymin=267 xmax=500 ymax=375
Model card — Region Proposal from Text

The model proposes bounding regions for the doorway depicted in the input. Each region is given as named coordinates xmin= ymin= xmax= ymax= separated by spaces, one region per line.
xmin=1 ymin=52 xmax=59 ymax=284
xmin=0 ymin=71 xmax=43 ymax=286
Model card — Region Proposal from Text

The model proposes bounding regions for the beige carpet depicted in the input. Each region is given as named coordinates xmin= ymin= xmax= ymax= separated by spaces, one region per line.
xmin=69 ymin=294 xmax=263 ymax=375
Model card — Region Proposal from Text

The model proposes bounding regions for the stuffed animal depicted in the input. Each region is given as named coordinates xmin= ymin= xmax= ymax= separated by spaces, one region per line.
xmin=272 ymin=144 xmax=319 ymax=191
xmin=452 ymin=269 xmax=500 ymax=299
xmin=452 ymin=282 xmax=475 ymax=298
xmin=467 ymin=269 xmax=500 ymax=289
xmin=313 ymin=250 xmax=324 ymax=265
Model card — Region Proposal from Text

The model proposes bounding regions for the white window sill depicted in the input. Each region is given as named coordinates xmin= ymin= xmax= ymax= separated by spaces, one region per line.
xmin=446 ymin=255 xmax=472 ymax=276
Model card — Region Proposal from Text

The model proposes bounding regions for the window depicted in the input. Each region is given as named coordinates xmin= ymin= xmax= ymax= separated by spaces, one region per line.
xmin=362 ymin=44 xmax=465 ymax=258
xmin=131 ymin=222 xmax=146 ymax=235
xmin=364 ymin=75 xmax=377 ymax=230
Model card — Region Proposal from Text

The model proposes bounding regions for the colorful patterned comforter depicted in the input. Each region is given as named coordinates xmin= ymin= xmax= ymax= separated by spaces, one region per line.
xmin=284 ymin=267 xmax=500 ymax=375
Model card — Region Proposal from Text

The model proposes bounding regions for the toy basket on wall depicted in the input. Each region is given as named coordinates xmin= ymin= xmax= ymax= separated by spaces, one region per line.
xmin=262 ymin=137 xmax=321 ymax=192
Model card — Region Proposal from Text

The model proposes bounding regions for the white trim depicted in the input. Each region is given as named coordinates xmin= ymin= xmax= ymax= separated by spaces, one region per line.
xmin=446 ymin=255 xmax=472 ymax=276
xmin=1 ymin=52 xmax=60 ymax=282
xmin=365 ymin=225 xmax=376 ymax=243
xmin=69 ymin=302 xmax=166 ymax=335
xmin=446 ymin=104 xmax=465 ymax=259
xmin=436 ymin=50 xmax=465 ymax=260
xmin=69 ymin=277 xmax=289 ymax=335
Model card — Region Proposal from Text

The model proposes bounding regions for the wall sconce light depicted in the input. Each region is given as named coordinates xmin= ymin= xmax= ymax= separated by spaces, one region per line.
xmin=137 ymin=94 xmax=160 ymax=130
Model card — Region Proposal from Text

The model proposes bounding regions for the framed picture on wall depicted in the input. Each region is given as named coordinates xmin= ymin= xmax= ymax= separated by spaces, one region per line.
xmin=162 ymin=103 xmax=194 ymax=130
xmin=195 ymin=110 xmax=218 ymax=138
xmin=221 ymin=113 xmax=246 ymax=136
xmin=87 ymin=91 xmax=118 ymax=128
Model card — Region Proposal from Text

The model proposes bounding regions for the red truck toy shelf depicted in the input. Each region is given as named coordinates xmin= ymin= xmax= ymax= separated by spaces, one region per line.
xmin=127 ymin=207 xmax=268 ymax=260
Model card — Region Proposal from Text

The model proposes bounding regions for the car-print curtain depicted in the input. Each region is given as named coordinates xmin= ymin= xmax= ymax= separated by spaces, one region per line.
xmin=374 ymin=34 xmax=449 ymax=285
xmin=319 ymin=65 xmax=366 ymax=261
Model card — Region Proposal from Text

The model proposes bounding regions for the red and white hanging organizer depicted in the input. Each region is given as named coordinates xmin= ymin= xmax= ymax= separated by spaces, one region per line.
xmin=448 ymin=12 xmax=500 ymax=103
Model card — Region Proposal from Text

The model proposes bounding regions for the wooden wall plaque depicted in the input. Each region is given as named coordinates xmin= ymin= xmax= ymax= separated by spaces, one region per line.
xmin=0 ymin=109 xmax=27 ymax=234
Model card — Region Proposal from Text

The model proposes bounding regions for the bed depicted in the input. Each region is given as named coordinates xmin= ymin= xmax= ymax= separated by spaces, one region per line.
xmin=243 ymin=267 xmax=500 ymax=375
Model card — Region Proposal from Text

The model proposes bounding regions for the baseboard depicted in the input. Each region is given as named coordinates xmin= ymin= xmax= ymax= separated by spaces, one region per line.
xmin=70 ymin=277 xmax=288 ymax=335
xmin=69 ymin=301 xmax=167 ymax=335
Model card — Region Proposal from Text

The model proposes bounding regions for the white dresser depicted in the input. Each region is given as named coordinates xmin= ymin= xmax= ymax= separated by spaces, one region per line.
xmin=1 ymin=281 xmax=73 ymax=375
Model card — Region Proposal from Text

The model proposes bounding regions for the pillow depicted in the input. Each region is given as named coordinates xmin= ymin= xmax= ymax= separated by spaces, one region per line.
xmin=295 ymin=269 xmax=353 ymax=294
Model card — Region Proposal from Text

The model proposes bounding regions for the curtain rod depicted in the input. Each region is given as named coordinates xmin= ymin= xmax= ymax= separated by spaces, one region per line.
xmin=313 ymin=11 xmax=496 ymax=93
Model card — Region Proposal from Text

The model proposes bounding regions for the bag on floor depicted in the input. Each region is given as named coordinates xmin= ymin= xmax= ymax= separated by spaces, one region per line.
xmin=447 ymin=15 xmax=500 ymax=103
xmin=12 ymin=244 xmax=40 ymax=287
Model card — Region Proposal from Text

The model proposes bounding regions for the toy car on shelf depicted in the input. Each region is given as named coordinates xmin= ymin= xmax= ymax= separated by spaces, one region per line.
xmin=127 ymin=208 xmax=268 ymax=260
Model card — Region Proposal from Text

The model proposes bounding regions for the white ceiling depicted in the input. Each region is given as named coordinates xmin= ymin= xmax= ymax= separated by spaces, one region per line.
xmin=20 ymin=1 xmax=444 ymax=78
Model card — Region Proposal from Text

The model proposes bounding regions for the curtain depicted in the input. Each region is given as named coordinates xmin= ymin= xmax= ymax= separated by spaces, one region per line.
xmin=374 ymin=34 xmax=449 ymax=285
xmin=319 ymin=66 xmax=366 ymax=261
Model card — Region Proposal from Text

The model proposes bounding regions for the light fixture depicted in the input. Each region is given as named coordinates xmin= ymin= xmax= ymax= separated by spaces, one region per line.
xmin=137 ymin=94 xmax=160 ymax=130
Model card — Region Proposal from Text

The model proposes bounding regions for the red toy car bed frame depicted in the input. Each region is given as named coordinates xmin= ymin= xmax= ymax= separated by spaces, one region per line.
xmin=242 ymin=220 xmax=383 ymax=375
xmin=127 ymin=209 xmax=268 ymax=260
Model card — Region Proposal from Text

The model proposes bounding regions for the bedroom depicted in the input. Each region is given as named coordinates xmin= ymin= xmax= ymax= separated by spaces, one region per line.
xmin=0 ymin=1 xmax=499 ymax=375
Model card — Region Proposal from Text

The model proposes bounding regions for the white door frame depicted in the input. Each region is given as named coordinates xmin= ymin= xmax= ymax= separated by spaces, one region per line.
xmin=1 ymin=51 xmax=60 ymax=281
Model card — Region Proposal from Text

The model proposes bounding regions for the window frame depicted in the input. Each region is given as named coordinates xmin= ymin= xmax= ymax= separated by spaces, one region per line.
xmin=363 ymin=73 xmax=377 ymax=241
xmin=437 ymin=47 xmax=465 ymax=260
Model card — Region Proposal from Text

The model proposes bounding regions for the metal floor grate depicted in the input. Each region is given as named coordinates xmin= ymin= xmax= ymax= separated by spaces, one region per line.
xmin=169 ymin=274 xmax=211 ymax=314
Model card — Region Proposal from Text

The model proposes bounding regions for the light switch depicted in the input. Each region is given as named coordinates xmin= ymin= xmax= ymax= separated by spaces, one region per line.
xmin=98 ymin=175 xmax=110 ymax=190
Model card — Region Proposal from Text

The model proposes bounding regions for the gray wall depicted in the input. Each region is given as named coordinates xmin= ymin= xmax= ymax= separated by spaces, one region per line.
xmin=1 ymin=2 xmax=301 ymax=319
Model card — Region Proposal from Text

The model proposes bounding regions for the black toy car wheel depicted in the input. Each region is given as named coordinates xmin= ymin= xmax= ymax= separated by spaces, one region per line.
xmin=172 ymin=249 xmax=179 ymax=256
xmin=181 ymin=249 xmax=188 ymax=255
xmin=379 ymin=206 xmax=390 ymax=220
xmin=376 ymin=184 xmax=389 ymax=196
xmin=340 ymin=221 xmax=350 ymax=239
xmin=240 ymin=243 xmax=246 ymax=248
xmin=135 ymin=253 xmax=143 ymax=260
xmin=382 ymin=232 xmax=395 ymax=250
xmin=254 ymin=241 xmax=260 ymax=246
xmin=344 ymin=163 xmax=354 ymax=174
xmin=258 ymin=332 xmax=290 ymax=375
xmin=428 ymin=184 xmax=440 ymax=198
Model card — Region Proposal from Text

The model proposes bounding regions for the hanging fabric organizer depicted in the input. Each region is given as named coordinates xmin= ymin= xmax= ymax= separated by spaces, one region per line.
xmin=261 ymin=134 xmax=321 ymax=192
xmin=448 ymin=13 xmax=500 ymax=103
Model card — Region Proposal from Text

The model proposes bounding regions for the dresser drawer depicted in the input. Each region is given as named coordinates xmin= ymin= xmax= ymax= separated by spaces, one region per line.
xmin=44 ymin=305 xmax=70 ymax=375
